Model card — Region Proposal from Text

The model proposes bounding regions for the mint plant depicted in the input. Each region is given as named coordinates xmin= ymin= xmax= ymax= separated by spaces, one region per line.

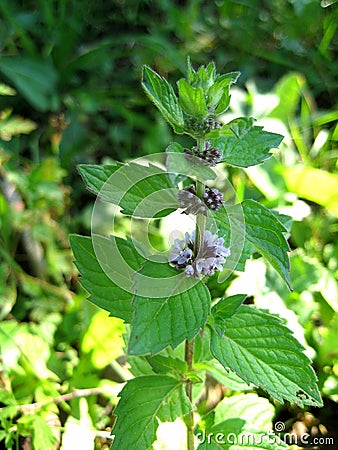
xmin=69 ymin=59 xmax=322 ymax=450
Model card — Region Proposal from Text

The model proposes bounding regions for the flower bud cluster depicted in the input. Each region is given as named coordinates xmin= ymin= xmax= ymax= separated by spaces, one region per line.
xmin=170 ymin=230 xmax=231 ymax=278
xmin=203 ymin=187 xmax=224 ymax=210
xmin=178 ymin=185 xmax=207 ymax=215
xmin=178 ymin=184 xmax=224 ymax=214
xmin=184 ymin=140 xmax=222 ymax=167
xmin=184 ymin=113 xmax=222 ymax=137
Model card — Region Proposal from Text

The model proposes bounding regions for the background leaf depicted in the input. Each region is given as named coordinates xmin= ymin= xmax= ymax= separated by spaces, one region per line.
xmin=0 ymin=56 xmax=59 ymax=111
xmin=284 ymin=166 xmax=338 ymax=216
xmin=81 ymin=310 xmax=125 ymax=369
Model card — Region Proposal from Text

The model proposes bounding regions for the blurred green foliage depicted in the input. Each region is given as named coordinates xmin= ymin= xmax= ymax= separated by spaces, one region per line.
xmin=0 ymin=0 xmax=337 ymax=449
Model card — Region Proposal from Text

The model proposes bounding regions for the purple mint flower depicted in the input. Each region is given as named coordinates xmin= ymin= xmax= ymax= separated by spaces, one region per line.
xmin=169 ymin=230 xmax=230 ymax=278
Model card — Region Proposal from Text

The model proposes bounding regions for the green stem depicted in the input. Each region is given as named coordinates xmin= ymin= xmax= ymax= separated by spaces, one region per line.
xmin=185 ymin=339 xmax=195 ymax=450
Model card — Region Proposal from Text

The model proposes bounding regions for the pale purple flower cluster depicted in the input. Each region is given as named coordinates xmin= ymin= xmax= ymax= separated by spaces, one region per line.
xmin=170 ymin=230 xmax=231 ymax=278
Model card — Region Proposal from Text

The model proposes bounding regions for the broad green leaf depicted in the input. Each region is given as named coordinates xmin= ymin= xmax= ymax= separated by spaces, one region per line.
xmin=142 ymin=66 xmax=184 ymax=133
xmin=177 ymin=78 xmax=209 ymax=117
xmin=284 ymin=166 xmax=338 ymax=216
xmin=79 ymin=162 xmax=179 ymax=218
xmin=210 ymin=126 xmax=283 ymax=168
xmin=157 ymin=383 xmax=191 ymax=422
xmin=111 ymin=375 xmax=191 ymax=450
xmin=129 ymin=262 xmax=211 ymax=355
xmin=214 ymin=201 xmax=292 ymax=288
xmin=0 ymin=56 xmax=59 ymax=111
xmin=69 ymin=235 xmax=148 ymax=322
xmin=210 ymin=305 xmax=323 ymax=407
xmin=197 ymin=394 xmax=287 ymax=449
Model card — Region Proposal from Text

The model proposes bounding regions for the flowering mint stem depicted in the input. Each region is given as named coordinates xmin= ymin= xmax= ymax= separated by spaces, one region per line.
xmin=184 ymin=139 xmax=207 ymax=450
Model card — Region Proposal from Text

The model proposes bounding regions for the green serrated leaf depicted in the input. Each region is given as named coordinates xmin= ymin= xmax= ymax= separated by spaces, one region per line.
xmin=211 ymin=295 xmax=246 ymax=334
xmin=78 ymin=162 xmax=179 ymax=218
xmin=210 ymin=125 xmax=283 ymax=168
xmin=78 ymin=163 xmax=123 ymax=195
xmin=212 ymin=201 xmax=292 ymax=288
xmin=129 ymin=261 xmax=211 ymax=355
xmin=69 ymin=235 xmax=148 ymax=322
xmin=210 ymin=305 xmax=323 ymax=407
xmin=177 ymin=78 xmax=209 ymax=117
xmin=142 ymin=66 xmax=184 ymax=133
xmin=111 ymin=375 xmax=191 ymax=450
xmin=242 ymin=200 xmax=292 ymax=289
